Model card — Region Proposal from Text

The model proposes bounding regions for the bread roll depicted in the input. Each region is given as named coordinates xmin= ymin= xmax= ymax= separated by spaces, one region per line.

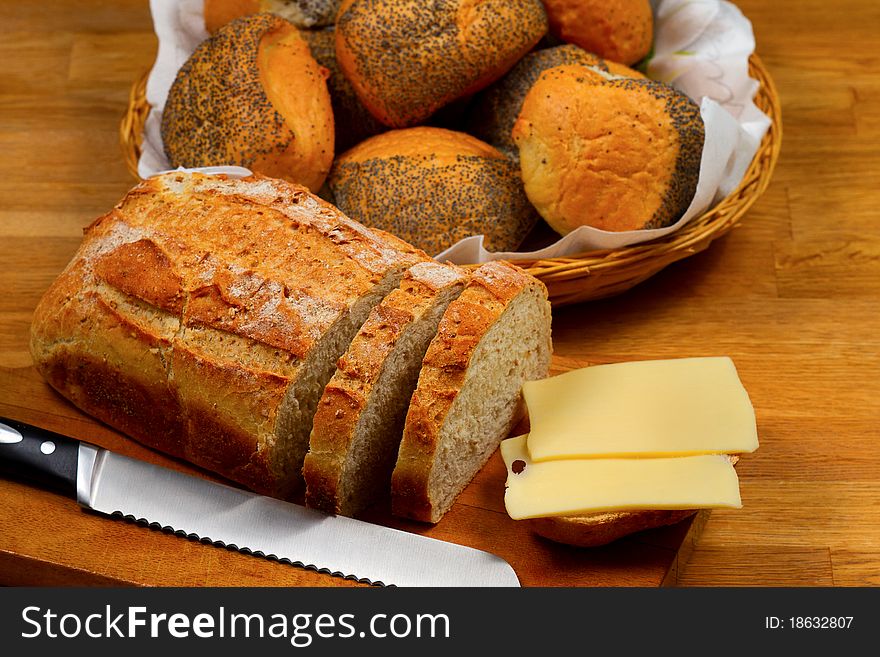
xmin=541 ymin=0 xmax=654 ymax=66
xmin=162 ymin=14 xmax=334 ymax=192
xmin=204 ymin=0 xmax=343 ymax=31
xmin=512 ymin=65 xmax=704 ymax=234
xmin=304 ymin=262 xmax=469 ymax=517
xmin=391 ymin=261 xmax=553 ymax=524
xmin=335 ymin=0 xmax=548 ymax=128
xmin=329 ymin=127 xmax=540 ymax=255
xmin=301 ymin=27 xmax=385 ymax=153
xmin=469 ymin=44 xmax=644 ymax=159
xmin=29 ymin=172 xmax=428 ymax=499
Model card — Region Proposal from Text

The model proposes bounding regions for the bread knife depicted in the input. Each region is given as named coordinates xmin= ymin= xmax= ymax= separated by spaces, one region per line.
xmin=0 ymin=417 xmax=519 ymax=587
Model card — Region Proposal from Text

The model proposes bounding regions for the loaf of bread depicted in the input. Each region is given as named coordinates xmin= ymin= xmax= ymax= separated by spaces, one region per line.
xmin=335 ymin=0 xmax=548 ymax=127
xmin=512 ymin=65 xmax=704 ymax=234
xmin=526 ymin=457 xmax=739 ymax=547
xmin=301 ymin=27 xmax=385 ymax=153
xmin=391 ymin=261 xmax=553 ymax=523
xmin=162 ymin=14 xmax=334 ymax=192
xmin=328 ymin=127 xmax=540 ymax=255
xmin=29 ymin=171 xmax=428 ymax=498
xmin=204 ymin=0 xmax=343 ymax=31
xmin=304 ymin=261 xmax=470 ymax=517
xmin=540 ymin=0 xmax=654 ymax=66
xmin=469 ymin=44 xmax=644 ymax=159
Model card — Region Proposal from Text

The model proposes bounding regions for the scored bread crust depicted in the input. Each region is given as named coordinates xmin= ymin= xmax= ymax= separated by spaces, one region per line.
xmin=29 ymin=172 xmax=427 ymax=499
xmin=303 ymin=262 xmax=469 ymax=516
xmin=162 ymin=13 xmax=334 ymax=192
xmin=391 ymin=261 xmax=552 ymax=523
xmin=335 ymin=0 xmax=548 ymax=127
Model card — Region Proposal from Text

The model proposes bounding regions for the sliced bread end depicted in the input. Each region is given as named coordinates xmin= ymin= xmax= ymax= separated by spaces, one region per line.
xmin=391 ymin=261 xmax=553 ymax=523
xmin=303 ymin=262 xmax=470 ymax=515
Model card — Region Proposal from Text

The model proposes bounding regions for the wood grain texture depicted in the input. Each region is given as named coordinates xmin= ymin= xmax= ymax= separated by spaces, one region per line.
xmin=0 ymin=0 xmax=878 ymax=586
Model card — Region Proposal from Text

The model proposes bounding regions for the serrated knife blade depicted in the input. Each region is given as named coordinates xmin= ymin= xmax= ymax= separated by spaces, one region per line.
xmin=0 ymin=418 xmax=520 ymax=587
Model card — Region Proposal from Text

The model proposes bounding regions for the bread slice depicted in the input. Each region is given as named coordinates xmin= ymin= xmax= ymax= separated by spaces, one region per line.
xmin=527 ymin=510 xmax=699 ymax=548
xmin=391 ymin=261 xmax=553 ymax=523
xmin=527 ymin=456 xmax=740 ymax=547
xmin=29 ymin=172 xmax=428 ymax=499
xmin=303 ymin=261 xmax=470 ymax=516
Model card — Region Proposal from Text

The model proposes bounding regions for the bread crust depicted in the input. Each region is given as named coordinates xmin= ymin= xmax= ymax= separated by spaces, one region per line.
xmin=528 ymin=510 xmax=698 ymax=548
xmin=329 ymin=127 xmax=539 ymax=254
xmin=301 ymin=27 xmax=385 ymax=153
xmin=204 ymin=0 xmax=261 ymax=33
xmin=541 ymin=0 xmax=654 ymax=66
xmin=391 ymin=261 xmax=551 ymax=523
xmin=512 ymin=65 xmax=704 ymax=234
xmin=162 ymin=13 xmax=334 ymax=192
xmin=469 ymin=45 xmax=645 ymax=158
xmin=304 ymin=262 xmax=469 ymax=515
xmin=335 ymin=0 xmax=548 ymax=127
xmin=30 ymin=172 xmax=426 ymax=498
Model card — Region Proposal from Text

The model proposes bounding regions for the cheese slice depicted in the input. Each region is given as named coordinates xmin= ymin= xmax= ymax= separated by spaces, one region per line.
xmin=501 ymin=435 xmax=742 ymax=520
xmin=523 ymin=357 xmax=758 ymax=462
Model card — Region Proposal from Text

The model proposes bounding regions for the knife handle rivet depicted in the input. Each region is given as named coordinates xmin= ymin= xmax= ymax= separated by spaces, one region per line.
xmin=40 ymin=440 xmax=56 ymax=455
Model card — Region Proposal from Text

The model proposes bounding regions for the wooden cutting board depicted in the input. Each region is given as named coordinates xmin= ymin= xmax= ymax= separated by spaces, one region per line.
xmin=0 ymin=363 xmax=706 ymax=587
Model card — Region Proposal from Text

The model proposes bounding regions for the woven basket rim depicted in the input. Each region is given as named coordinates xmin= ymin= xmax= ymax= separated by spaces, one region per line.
xmin=119 ymin=53 xmax=781 ymax=304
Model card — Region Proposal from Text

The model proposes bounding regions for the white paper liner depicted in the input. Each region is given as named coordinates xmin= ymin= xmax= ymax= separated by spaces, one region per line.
xmin=139 ymin=0 xmax=771 ymax=263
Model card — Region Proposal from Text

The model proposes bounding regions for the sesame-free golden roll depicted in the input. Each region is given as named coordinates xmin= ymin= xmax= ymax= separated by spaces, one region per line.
xmin=512 ymin=65 xmax=704 ymax=234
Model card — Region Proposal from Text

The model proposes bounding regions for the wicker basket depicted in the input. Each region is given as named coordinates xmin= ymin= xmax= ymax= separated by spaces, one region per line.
xmin=119 ymin=56 xmax=781 ymax=306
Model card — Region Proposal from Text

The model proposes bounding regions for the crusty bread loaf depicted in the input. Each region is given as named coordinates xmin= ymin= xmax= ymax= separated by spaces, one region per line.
xmin=29 ymin=172 xmax=428 ymax=498
xmin=512 ymin=65 xmax=704 ymax=234
xmin=162 ymin=14 xmax=334 ymax=192
xmin=541 ymin=0 xmax=654 ymax=66
xmin=335 ymin=0 xmax=548 ymax=127
xmin=204 ymin=0 xmax=343 ymax=31
xmin=391 ymin=261 xmax=553 ymax=523
xmin=301 ymin=27 xmax=385 ymax=153
xmin=469 ymin=44 xmax=644 ymax=159
xmin=329 ymin=127 xmax=540 ymax=254
xmin=304 ymin=262 xmax=470 ymax=517
xmin=526 ymin=456 xmax=739 ymax=547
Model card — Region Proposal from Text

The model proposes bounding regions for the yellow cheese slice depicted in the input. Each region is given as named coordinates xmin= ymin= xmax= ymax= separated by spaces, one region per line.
xmin=523 ymin=357 xmax=758 ymax=462
xmin=500 ymin=435 xmax=742 ymax=520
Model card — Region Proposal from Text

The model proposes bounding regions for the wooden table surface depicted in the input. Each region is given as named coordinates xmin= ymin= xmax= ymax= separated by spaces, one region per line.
xmin=1 ymin=0 xmax=878 ymax=587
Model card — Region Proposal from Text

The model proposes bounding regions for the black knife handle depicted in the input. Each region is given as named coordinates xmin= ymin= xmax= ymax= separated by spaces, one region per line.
xmin=0 ymin=417 xmax=81 ymax=498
